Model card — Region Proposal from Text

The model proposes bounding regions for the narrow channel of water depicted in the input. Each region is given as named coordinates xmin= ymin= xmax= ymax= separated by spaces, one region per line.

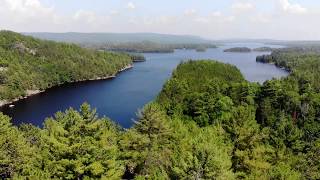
xmin=0 ymin=43 xmax=288 ymax=128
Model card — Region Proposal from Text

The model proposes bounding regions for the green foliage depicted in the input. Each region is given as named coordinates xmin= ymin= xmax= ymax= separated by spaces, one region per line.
xmin=0 ymin=113 xmax=44 ymax=179
xmin=224 ymin=47 xmax=251 ymax=52
xmin=2 ymin=48 xmax=320 ymax=179
xmin=120 ymin=103 xmax=173 ymax=179
xmin=82 ymin=41 xmax=217 ymax=53
xmin=0 ymin=31 xmax=132 ymax=101
xmin=1 ymin=104 xmax=125 ymax=179
xmin=169 ymin=120 xmax=235 ymax=179
xmin=158 ymin=60 xmax=245 ymax=126
xmin=128 ymin=53 xmax=146 ymax=62
xmin=38 ymin=103 xmax=124 ymax=179
xmin=157 ymin=59 xmax=320 ymax=179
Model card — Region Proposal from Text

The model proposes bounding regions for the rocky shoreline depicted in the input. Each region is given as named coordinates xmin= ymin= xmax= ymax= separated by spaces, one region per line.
xmin=0 ymin=90 xmax=45 ymax=107
xmin=0 ymin=63 xmax=133 ymax=107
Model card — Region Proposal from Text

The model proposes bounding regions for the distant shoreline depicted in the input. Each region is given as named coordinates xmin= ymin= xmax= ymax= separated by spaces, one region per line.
xmin=0 ymin=63 xmax=133 ymax=108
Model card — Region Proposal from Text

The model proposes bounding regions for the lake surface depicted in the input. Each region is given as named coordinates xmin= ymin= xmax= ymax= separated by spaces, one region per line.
xmin=0 ymin=43 xmax=288 ymax=128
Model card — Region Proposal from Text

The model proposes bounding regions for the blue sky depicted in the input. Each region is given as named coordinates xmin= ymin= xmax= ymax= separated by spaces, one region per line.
xmin=1 ymin=0 xmax=320 ymax=40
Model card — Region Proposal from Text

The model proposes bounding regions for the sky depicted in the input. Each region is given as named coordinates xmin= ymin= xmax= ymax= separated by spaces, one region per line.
xmin=0 ymin=0 xmax=320 ymax=40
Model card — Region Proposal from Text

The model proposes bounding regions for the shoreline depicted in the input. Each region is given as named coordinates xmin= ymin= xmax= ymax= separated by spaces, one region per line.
xmin=0 ymin=63 xmax=133 ymax=108
xmin=256 ymin=61 xmax=291 ymax=73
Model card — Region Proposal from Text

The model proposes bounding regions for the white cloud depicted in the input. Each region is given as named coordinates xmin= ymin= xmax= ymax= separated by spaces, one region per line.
xmin=110 ymin=10 xmax=119 ymax=15
xmin=193 ymin=12 xmax=234 ymax=24
xmin=231 ymin=2 xmax=255 ymax=12
xmin=211 ymin=11 xmax=222 ymax=17
xmin=1 ymin=0 xmax=55 ymax=20
xmin=0 ymin=0 xmax=319 ymax=40
xmin=224 ymin=16 xmax=235 ymax=22
xmin=184 ymin=9 xmax=197 ymax=16
xmin=73 ymin=10 xmax=97 ymax=23
xmin=0 ymin=0 xmax=113 ymax=32
xmin=0 ymin=0 xmax=58 ymax=31
xmin=250 ymin=14 xmax=271 ymax=23
xmin=278 ymin=0 xmax=307 ymax=14
xmin=127 ymin=2 xmax=135 ymax=10
xmin=194 ymin=17 xmax=210 ymax=24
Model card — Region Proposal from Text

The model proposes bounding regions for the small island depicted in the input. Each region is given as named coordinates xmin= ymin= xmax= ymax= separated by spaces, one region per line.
xmin=253 ymin=47 xmax=274 ymax=52
xmin=224 ymin=47 xmax=251 ymax=53
xmin=195 ymin=46 xmax=207 ymax=52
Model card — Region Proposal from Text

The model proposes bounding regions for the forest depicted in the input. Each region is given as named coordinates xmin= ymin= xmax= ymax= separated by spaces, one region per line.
xmin=224 ymin=47 xmax=252 ymax=53
xmin=252 ymin=47 xmax=275 ymax=52
xmin=0 ymin=31 xmax=132 ymax=103
xmin=1 ymin=44 xmax=320 ymax=179
xmin=83 ymin=41 xmax=217 ymax=53
xmin=224 ymin=47 xmax=275 ymax=53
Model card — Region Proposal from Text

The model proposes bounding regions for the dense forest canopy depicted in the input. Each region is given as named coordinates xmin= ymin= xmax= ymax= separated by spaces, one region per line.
xmin=0 ymin=31 xmax=132 ymax=102
xmin=2 ymin=48 xmax=320 ymax=178
xmin=224 ymin=47 xmax=252 ymax=53
xmin=256 ymin=47 xmax=320 ymax=90
xmin=85 ymin=41 xmax=217 ymax=53
xmin=1 ymin=31 xmax=320 ymax=179
xmin=224 ymin=47 xmax=276 ymax=53
xmin=252 ymin=47 xmax=275 ymax=52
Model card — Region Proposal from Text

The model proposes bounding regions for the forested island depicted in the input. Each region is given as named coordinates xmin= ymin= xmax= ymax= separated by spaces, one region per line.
xmin=224 ymin=47 xmax=275 ymax=53
xmin=81 ymin=41 xmax=217 ymax=53
xmin=2 ymin=43 xmax=320 ymax=179
xmin=0 ymin=31 xmax=134 ymax=106
xmin=195 ymin=46 xmax=207 ymax=52
xmin=252 ymin=47 xmax=275 ymax=52
xmin=224 ymin=47 xmax=251 ymax=52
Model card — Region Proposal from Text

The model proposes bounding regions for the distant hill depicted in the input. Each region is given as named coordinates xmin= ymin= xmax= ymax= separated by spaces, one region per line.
xmin=215 ymin=39 xmax=286 ymax=44
xmin=268 ymin=41 xmax=320 ymax=47
xmin=24 ymin=32 xmax=213 ymax=44
xmin=216 ymin=39 xmax=320 ymax=47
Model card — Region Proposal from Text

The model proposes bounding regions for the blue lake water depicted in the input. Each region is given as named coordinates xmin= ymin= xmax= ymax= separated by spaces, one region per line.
xmin=0 ymin=43 xmax=288 ymax=128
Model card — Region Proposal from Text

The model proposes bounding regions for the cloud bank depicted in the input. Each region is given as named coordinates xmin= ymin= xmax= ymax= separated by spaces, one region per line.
xmin=0 ymin=0 xmax=319 ymax=40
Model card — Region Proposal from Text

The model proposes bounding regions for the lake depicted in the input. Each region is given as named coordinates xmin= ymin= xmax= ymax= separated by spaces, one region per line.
xmin=0 ymin=43 xmax=288 ymax=128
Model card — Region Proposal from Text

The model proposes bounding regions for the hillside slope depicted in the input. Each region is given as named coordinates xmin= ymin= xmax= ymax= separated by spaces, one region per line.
xmin=0 ymin=31 xmax=132 ymax=104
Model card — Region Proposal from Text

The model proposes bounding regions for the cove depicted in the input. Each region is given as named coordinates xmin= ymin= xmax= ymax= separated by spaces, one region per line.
xmin=0 ymin=43 xmax=288 ymax=128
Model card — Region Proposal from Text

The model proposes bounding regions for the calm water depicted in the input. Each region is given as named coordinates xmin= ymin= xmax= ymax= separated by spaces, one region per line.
xmin=1 ymin=43 xmax=288 ymax=128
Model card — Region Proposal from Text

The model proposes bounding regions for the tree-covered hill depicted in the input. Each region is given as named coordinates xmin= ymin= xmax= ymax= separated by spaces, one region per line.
xmin=0 ymin=31 xmax=132 ymax=103
xmin=256 ymin=47 xmax=320 ymax=90
xmin=1 ymin=57 xmax=320 ymax=179
xmin=252 ymin=47 xmax=274 ymax=52
xmin=224 ymin=47 xmax=251 ymax=52
xmin=156 ymin=59 xmax=320 ymax=179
